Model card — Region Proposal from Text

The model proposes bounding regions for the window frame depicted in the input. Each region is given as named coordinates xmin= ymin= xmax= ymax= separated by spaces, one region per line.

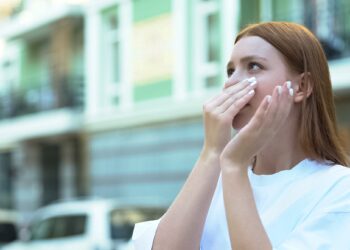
xmin=193 ymin=0 xmax=221 ymax=94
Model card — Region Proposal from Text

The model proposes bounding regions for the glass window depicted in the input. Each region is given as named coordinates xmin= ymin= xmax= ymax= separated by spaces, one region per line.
xmin=272 ymin=0 xmax=303 ymax=22
xmin=102 ymin=6 xmax=122 ymax=106
xmin=195 ymin=0 xmax=222 ymax=90
xmin=107 ymin=13 xmax=119 ymax=31
xmin=0 ymin=153 xmax=13 ymax=209
xmin=269 ymin=0 xmax=350 ymax=60
xmin=207 ymin=12 xmax=220 ymax=63
xmin=112 ymin=41 xmax=121 ymax=83
xmin=239 ymin=0 xmax=260 ymax=29
xmin=30 ymin=215 xmax=87 ymax=240
xmin=0 ymin=223 xmax=17 ymax=243
xmin=109 ymin=208 xmax=165 ymax=240
xmin=327 ymin=0 xmax=350 ymax=59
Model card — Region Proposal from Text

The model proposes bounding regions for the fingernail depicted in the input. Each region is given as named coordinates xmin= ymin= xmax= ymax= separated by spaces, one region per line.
xmin=286 ymin=81 xmax=292 ymax=89
xmin=289 ymin=88 xmax=294 ymax=96
xmin=250 ymin=80 xmax=257 ymax=87
xmin=247 ymin=77 xmax=256 ymax=83
xmin=267 ymin=95 xmax=272 ymax=103
xmin=277 ymin=86 xmax=282 ymax=95
xmin=248 ymin=90 xmax=255 ymax=95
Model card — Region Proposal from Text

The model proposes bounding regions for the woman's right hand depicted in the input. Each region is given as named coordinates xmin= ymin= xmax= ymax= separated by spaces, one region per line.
xmin=202 ymin=77 xmax=258 ymax=154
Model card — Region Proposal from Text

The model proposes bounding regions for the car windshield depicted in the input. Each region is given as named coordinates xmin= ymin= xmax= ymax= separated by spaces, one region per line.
xmin=30 ymin=214 xmax=87 ymax=240
xmin=0 ymin=223 xmax=17 ymax=243
xmin=109 ymin=207 xmax=164 ymax=240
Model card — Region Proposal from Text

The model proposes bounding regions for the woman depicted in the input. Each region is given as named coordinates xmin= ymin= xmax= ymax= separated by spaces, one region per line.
xmin=132 ymin=22 xmax=350 ymax=249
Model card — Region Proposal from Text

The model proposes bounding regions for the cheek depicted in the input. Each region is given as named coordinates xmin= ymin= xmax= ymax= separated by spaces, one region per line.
xmin=251 ymin=69 xmax=290 ymax=106
xmin=249 ymin=91 xmax=265 ymax=110
xmin=255 ymin=75 xmax=285 ymax=95
xmin=249 ymin=79 xmax=279 ymax=109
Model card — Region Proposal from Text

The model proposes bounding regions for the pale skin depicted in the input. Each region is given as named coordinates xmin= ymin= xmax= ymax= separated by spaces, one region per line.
xmin=152 ymin=36 xmax=312 ymax=250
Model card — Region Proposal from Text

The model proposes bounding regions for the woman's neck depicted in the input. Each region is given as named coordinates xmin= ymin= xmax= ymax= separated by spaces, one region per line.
xmin=252 ymin=112 xmax=307 ymax=175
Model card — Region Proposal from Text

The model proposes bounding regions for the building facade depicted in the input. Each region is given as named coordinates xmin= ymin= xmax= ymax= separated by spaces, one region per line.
xmin=0 ymin=0 xmax=349 ymax=220
xmin=84 ymin=0 xmax=350 ymax=206
xmin=0 ymin=0 xmax=87 ymax=220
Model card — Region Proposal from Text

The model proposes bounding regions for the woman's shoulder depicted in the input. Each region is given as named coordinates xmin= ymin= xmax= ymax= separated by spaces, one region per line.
xmin=304 ymin=158 xmax=350 ymax=179
xmin=317 ymin=161 xmax=350 ymax=181
xmin=311 ymin=162 xmax=350 ymax=213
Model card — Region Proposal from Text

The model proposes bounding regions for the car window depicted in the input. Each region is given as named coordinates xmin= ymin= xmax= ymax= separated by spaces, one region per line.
xmin=0 ymin=223 xmax=17 ymax=243
xmin=109 ymin=208 xmax=165 ymax=240
xmin=30 ymin=214 xmax=87 ymax=240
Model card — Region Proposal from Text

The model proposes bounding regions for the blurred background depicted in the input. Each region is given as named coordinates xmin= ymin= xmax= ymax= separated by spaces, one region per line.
xmin=0 ymin=0 xmax=349 ymax=248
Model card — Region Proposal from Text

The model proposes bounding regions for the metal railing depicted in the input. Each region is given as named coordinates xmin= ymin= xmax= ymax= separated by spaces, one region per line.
xmin=0 ymin=75 xmax=84 ymax=119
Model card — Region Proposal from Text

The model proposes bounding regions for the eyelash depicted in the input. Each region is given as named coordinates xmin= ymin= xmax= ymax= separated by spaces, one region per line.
xmin=226 ymin=62 xmax=263 ymax=77
xmin=248 ymin=62 xmax=262 ymax=71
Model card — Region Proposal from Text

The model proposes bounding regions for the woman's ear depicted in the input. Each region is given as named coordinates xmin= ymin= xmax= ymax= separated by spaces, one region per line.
xmin=294 ymin=72 xmax=313 ymax=103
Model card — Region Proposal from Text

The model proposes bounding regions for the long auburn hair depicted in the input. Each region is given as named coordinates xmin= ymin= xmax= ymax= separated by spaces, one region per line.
xmin=235 ymin=22 xmax=349 ymax=166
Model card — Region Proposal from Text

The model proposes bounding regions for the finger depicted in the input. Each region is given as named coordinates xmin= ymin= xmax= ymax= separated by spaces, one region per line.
xmin=224 ymin=77 xmax=256 ymax=92
xmin=217 ymin=81 xmax=257 ymax=113
xmin=207 ymin=78 xmax=257 ymax=112
xmin=248 ymin=95 xmax=271 ymax=128
xmin=217 ymin=83 xmax=256 ymax=113
xmin=223 ymin=89 xmax=256 ymax=117
xmin=274 ymin=81 xmax=294 ymax=117
xmin=265 ymin=85 xmax=281 ymax=118
xmin=272 ymin=82 xmax=293 ymax=116
xmin=204 ymin=91 xmax=231 ymax=111
xmin=282 ymin=81 xmax=294 ymax=101
xmin=262 ymin=82 xmax=293 ymax=128
xmin=225 ymin=78 xmax=257 ymax=97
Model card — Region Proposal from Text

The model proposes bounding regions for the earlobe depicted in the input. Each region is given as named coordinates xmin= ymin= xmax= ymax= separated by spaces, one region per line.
xmin=293 ymin=73 xmax=313 ymax=103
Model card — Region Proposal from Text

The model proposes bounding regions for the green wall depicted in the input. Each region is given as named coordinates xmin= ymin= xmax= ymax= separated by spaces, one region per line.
xmin=133 ymin=0 xmax=172 ymax=102
xmin=133 ymin=0 xmax=171 ymax=22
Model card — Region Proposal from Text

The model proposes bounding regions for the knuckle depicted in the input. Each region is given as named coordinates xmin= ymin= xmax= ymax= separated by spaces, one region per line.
xmin=212 ymin=111 xmax=221 ymax=121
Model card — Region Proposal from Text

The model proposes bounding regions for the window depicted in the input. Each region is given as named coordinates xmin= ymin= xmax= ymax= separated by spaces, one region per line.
xmin=194 ymin=0 xmax=222 ymax=92
xmin=239 ymin=0 xmax=260 ymax=29
xmin=271 ymin=0 xmax=303 ymax=23
xmin=0 ymin=42 xmax=21 ymax=118
xmin=0 ymin=152 xmax=13 ymax=209
xmin=102 ymin=7 xmax=122 ymax=106
xmin=321 ymin=0 xmax=350 ymax=59
xmin=268 ymin=0 xmax=350 ymax=60
xmin=30 ymin=215 xmax=87 ymax=240
xmin=0 ymin=223 xmax=17 ymax=243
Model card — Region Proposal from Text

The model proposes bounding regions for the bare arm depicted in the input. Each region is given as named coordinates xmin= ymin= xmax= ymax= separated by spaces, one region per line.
xmin=152 ymin=149 xmax=221 ymax=250
xmin=152 ymin=77 xmax=257 ymax=250
xmin=222 ymin=167 xmax=272 ymax=250
xmin=220 ymin=82 xmax=293 ymax=249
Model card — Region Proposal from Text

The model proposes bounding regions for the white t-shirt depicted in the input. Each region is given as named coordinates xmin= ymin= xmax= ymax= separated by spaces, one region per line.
xmin=132 ymin=159 xmax=350 ymax=250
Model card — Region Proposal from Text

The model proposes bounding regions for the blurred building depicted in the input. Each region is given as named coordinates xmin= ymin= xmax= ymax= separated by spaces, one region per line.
xmin=0 ymin=0 xmax=86 ymax=220
xmin=0 ymin=0 xmax=349 ymax=221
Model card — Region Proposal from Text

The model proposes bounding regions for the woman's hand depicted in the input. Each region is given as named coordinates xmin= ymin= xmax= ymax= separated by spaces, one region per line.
xmin=220 ymin=81 xmax=294 ymax=169
xmin=202 ymin=77 xmax=257 ymax=155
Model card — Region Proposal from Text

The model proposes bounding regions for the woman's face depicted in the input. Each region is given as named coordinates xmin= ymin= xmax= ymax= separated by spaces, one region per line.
xmin=226 ymin=35 xmax=298 ymax=129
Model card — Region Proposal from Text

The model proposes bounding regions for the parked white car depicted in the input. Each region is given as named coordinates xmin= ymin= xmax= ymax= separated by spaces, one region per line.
xmin=1 ymin=198 xmax=165 ymax=250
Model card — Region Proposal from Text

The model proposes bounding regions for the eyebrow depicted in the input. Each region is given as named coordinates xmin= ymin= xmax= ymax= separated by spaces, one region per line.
xmin=226 ymin=55 xmax=267 ymax=69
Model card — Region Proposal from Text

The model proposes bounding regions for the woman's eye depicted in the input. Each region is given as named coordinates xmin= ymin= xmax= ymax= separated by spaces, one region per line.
xmin=248 ymin=62 xmax=262 ymax=71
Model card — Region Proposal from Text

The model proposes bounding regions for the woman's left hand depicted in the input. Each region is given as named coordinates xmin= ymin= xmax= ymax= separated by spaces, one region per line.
xmin=220 ymin=81 xmax=294 ymax=170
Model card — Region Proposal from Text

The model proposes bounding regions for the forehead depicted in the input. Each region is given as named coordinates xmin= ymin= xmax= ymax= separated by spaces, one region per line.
xmin=230 ymin=35 xmax=283 ymax=63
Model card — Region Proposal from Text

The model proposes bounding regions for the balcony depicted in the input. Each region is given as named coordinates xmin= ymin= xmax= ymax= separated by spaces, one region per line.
xmin=0 ymin=75 xmax=84 ymax=120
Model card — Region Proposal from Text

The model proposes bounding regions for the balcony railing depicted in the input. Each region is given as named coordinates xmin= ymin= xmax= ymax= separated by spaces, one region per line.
xmin=0 ymin=75 xmax=84 ymax=119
